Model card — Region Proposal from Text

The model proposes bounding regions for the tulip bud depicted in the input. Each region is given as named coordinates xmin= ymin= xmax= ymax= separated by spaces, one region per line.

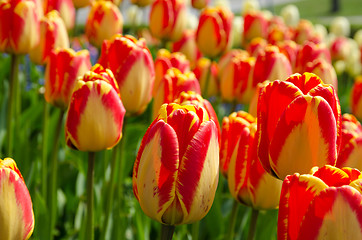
xmin=293 ymin=19 xmax=317 ymax=45
xmin=172 ymin=29 xmax=203 ymax=68
xmin=0 ymin=0 xmax=40 ymax=54
xmin=246 ymin=37 xmax=268 ymax=57
xmin=98 ymin=34 xmax=155 ymax=115
xmin=278 ymin=165 xmax=362 ymax=240
xmin=72 ymin=0 xmax=94 ymax=9
xmin=45 ymin=48 xmax=92 ymax=109
xmin=305 ymin=58 xmax=338 ymax=91
xmin=149 ymin=0 xmax=187 ymax=42
xmin=133 ymin=103 xmax=219 ymax=225
xmin=241 ymin=0 xmax=260 ymax=16
xmin=294 ymin=41 xmax=331 ymax=73
xmin=153 ymin=49 xmax=190 ymax=97
xmin=85 ymin=1 xmax=123 ymax=48
xmin=196 ymin=6 xmax=233 ymax=58
xmin=280 ymin=4 xmax=299 ymax=27
xmin=330 ymin=36 xmax=352 ymax=62
xmin=29 ymin=10 xmax=69 ymax=65
xmin=222 ymin=111 xmax=282 ymax=209
xmin=336 ymin=113 xmax=362 ymax=170
xmin=44 ymin=0 xmax=75 ymax=30
xmin=0 ymin=158 xmax=34 ymax=240
xmin=65 ymin=64 xmax=126 ymax=152
xmin=330 ymin=16 xmax=351 ymax=37
xmin=276 ymin=40 xmax=298 ymax=68
xmin=191 ymin=0 xmax=209 ymax=10
xmin=257 ymin=73 xmax=342 ymax=180
xmin=242 ymin=10 xmax=269 ymax=48
xmin=152 ymin=68 xmax=201 ymax=120
xmin=350 ymin=76 xmax=362 ymax=120
xmin=193 ymin=57 xmax=219 ymax=98
xmin=130 ymin=0 xmax=153 ymax=7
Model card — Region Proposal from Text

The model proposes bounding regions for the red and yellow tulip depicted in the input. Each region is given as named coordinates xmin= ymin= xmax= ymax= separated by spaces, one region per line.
xmin=85 ymin=0 xmax=123 ymax=48
xmin=132 ymin=103 xmax=219 ymax=225
xmin=222 ymin=111 xmax=282 ymax=209
xmin=193 ymin=57 xmax=219 ymax=98
xmin=44 ymin=0 xmax=75 ymax=30
xmin=149 ymin=0 xmax=187 ymax=42
xmin=196 ymin=6 xmax=233 ymax=58
xmin=242 ymin=10 xmax=269 ymax=48
xmin=44 ymin=48 xmax=92 ymax=110
xmin=0 ymin=158 xmax=34 ymax=240
xmin=29 ymin=10 xmax=69 ymax=65
xmin=0 ymin=0 xmax=40 ymax=54
xmin=278 ymin=165 xmax=362 ymax=240
xmin=65 ymin=64 xmax=125 ymax=152
xmin=98 ymin=34 xmax=155 ymax=115
xmin=256 ymin=72 xmax=341 ymax=180
xmin=294 ymin=41 xmax=331 ymax=73
xmin=305 ymin=58 xmax=338 ymax=91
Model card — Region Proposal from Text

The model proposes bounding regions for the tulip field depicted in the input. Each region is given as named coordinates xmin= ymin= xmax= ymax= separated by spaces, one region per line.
xmin=2 ymin=0 xmax=362 ymax=240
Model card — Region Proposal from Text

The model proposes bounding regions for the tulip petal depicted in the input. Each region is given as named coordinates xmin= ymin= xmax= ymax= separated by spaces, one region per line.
xmin=312 ymin=165 xmax=350 ymax=187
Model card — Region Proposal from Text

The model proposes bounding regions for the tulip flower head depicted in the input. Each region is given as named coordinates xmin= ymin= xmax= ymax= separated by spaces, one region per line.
xmin=256 ymin=72 xmax=342 ymax=180
xmin=44 ymin=0 xmax=75 ymax=30
xmin=98 ymin=34 xmax=155 ymax=115
xmin=305 ymin=58 xmax=338 ymax=91
xmin=0 ymin=158 xmax=34 ymax=240
xmin=196 ymin=6 xmax=233 ymax=58
xmin=0 ymin=0 xmax=40 ymax=54
xmin=242 ymin=10 xmax=269 ymax=48
xmin=193 ymin=57 xmax=219 ymax=98
xmin=294 ymin=41 xmax=331 ymax=73
xmin=133 ymin=103 xmax=219 ymax=225
xmin=45 ymin=48 xmax=92 ymax=110
xmin=65 ymin=64 xmax=126 ymax=152
xmin=278 ymin=165 xmax=362 ymax=240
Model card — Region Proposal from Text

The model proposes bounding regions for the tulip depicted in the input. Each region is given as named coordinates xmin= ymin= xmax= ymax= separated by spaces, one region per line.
xmin=267 ymin=17 xmax=292 ymax=45
xmin=72 ymin=0 xmax=94 ymax=9
xmin=171 ymin=30 xmax=202 ymax=68
xmin=241 ymin=0 xmax=260 ymax=15
xmin=246 ymin=37 xmax=268 ymax=57
xmin=0 ymin=0 xmax=40 ymax=54
xmin=242 ymin=10 xmax=269 ymax=48
xmin=29 ymin=10 xmax=69 ymax=65
xmin=294 ymin=41 xmax=331 ymax=73
xmin=85 ymin=0 xmax=123 ymax=48
xmin=293 ymin=19 xmax=320 ymax=45
xmin=196 ymin=6 xmax=233 ymax=58
xmin=152 ymin=68 xmax=201 ymax=120
xmin=132 ymin=103 xmax=219 ymax=226
xmin=0 ymin=158 xmax=35 ymax=240
xmin=251 ymin=45 xmax=292 ymax=88
xmin=65 ymin=64 xmax=125 ymax=152
xmin=191 ymin=0 xmax=209 ymax=10
xmin=280 ymin=4 xmax=299 ymax=27
xmin=350 ymin=76 xmax=362 ymax=120
xmin=330 ymin=36 xmax=351 ymax=62
xmin=305 ymin=58 xmax=338 ymax=91
xmin=193 ymin=57 xmax=219 ymax=98
xmin=248 ymin=80 xmax=270 ymax=117
xmin=44 ymin=48 xmax=92 ymax=110
xmin=330 ymin=16 xmax=351 ymax=37
xmin=276 ymin=40 xmax=298 ymax=69
xmin=149 ymin=0 xmax=187 ymax=42
xmin=44 ymin=0 xmax=75 ymax=31
xmin=130 ymin=0 xmax=153 ymax=7
xmin=98 ymin=34 xmax=155 ymax=115
xmin=256 ymin=72 xmax=342 ymax=180
xmin=335 ymin=113 xmax=362 ymax=170
xmin=223 ymin=111 xmax=282 ymax=209
xmin=278 ymin=165 xmax=362 ymax=240
xmin=219 ymin=52 xmax=256 ymax=104
xmin=153 ymin=48 xmax=190 ymax=97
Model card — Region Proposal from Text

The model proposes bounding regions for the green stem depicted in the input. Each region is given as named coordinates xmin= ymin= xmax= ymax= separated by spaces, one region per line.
xmin=225 ymin=199 xmax=239 ymax=240
xmin=48 ymin=109 xmax=65 ymax=240
xmin=160 ymin=224 xmax=175 ymax=240
xmin=247 ymin=209 xmax=259 ymax=240
xmin=202 ymin=58 xmax=213 ymax=99
xmin=191 ymin=221 xmax=199 ymax=240
xmin=6 ymin=54 xmax=20 ymax=156
xmin=42 ymin=101 xmax=49 ymax=199
xmin=86 ymin=152 xmax=96 ymax=240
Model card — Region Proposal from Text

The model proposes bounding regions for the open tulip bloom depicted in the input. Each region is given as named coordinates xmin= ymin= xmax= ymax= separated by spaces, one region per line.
xmin=256 ymin=72 xmax=342 ymax=180
xmin=278 ymin=165 xmax=362 ymax=240
xmin=132 ymin=103 xmax=219 ymax=227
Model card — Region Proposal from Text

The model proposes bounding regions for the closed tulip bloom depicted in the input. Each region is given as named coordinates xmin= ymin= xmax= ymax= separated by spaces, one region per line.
xmin=278 ymin=165 xmax=362 ymax=240
xmin=0 ymin=158 xmax=34 ymax=240
xmin=350 ymin=76 xmax=362 ymax=120
xmin=193 ymin=57 xmax=219 ymax=98
xmin=72 ymin=0 xmax=94 ymax=9
xmin=153 ymin=48 xmax=190 ymax=97
xmin=133 ymin=103 xmax=219 ymax=225
xmin=85 ymin=0 xmax=123 ymax=48
xmin=152 ymin=68 xmax=201 ymax=119
xmin=149 ymin=0 xmax=187 ymax=42
xmin=171 ymin=30 xmax=202 ymax=68
xmin=220 ymin=52 xmax=255 ymax=104
xmin=336 ymin=113 xmax=362 ymax=170
xmin=224 ymin=112 xmax=282 ymax=209
xmin=305 ymin=58 xmax=338 ymax=91
xmin=256 ymin=73 xmax=342 ymax=180
xmin=276 ymin=40 xmax=298 ymax=68
xmin=130 ymin=0 xmax=152 ymax=7
xmin=45 ymin=48 xmax=92 ymax=109
xmin=292 ymin=19 xmax=318 ymax=45
xmin=0 ymin=0 xmax=40 ymax=54
xmin=330 ymin=36 xmax=351 ymax=62
xmin=191 ymin=0 xmax=209 ymax=10
xmin=98 ymin=34 xmax=154 ymax=115
xmin=242 ymin=10 xmax=269 ymax=48
xmin=65 ymin=64 xmax=125 ymax=152
xmin=280 ymin=4 xmax=299 ymax=27
xmin=330 ymin=16 xmax=351 ymax=37
xmin=44 ymin=0 xmax=75 ymax=30
xmin=29 ymin=10 xmax=69 ymax=65
xmin=251 ymin=45 xmax=292 ymax=87
xmin=294 ymin=41 xmax=331 ymax=73
xmin=196 ymin=6 xmax=233 ymax=58
xmin=246 ymin=37 xmax=268 ymax=57
xmin=248 ymin=80 xmax=270 ymax=117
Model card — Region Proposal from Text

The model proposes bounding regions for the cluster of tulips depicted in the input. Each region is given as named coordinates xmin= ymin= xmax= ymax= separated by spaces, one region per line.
xmin=1 ymin=0 xmax=362 ymax=239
